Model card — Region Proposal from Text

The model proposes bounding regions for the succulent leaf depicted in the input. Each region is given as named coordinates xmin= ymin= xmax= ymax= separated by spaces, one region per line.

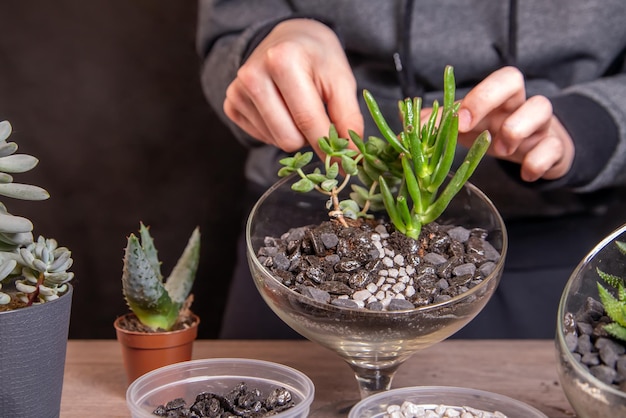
xmin=138 ymin=222 xmax=163 ymax=282
xmin=164 ymin=227 xmax=201 ymax=305
xmin=122 ymin=233 xmax=178 ymax=331
xmin=122 ymin=224 xmax=201 ymax=331
xmin=0 ymin=154 xmax=39 ymax=173
xmin=0 ymin=121 xmax=11 ymax=141
xmin=0 ymin=183 xmax=50 ymax=201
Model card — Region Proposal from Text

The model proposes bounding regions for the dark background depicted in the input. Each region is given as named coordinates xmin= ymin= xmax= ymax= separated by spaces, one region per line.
xmin=0 ymin=0 xmax=247 ymax=338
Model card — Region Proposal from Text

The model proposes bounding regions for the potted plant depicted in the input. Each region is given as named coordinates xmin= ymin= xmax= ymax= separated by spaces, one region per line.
xmin=247 ymin=66 xmax=507 ymax=398
xmin=0 ymin=120 xmax=75 ymax=418
xmin=556 ymin=222 xmax=626 ymax=417
xmin=114 ymin=222 xmax=201 ymax=383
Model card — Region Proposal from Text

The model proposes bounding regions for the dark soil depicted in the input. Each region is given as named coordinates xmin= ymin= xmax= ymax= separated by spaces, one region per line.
xmin=563 ymin=297 xmax=626 ymax=390
xmin=152 ymin=381 xmax=295 ymax=417
xmin=256 ymin=218 xmax=501 ymax=311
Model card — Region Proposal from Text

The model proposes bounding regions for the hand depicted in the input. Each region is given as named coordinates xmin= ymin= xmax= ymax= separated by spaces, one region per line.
xmin=456 ymin=66 xmax=575 ymax=182
xmin=224 ymin=19 xmax=363 ymax=156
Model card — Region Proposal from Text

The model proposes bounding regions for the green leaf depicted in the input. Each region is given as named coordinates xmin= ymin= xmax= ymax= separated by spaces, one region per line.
xmin=341 ymin=155 xmax=358 ymax=176
xmin=164 ymin=227 xmax=201 ymax=305
xmin=321 ymin=179 xmax=338 ymax=191
xmin=363 ymin=89 xmax=409 ymax=154
xmin=401 ymin=154 xmax=423 ymax=214
xmin=278 ymin=156 xmax=295 ymax=167
xmin=306 ymin=172 xmax=327 ymax=184
xmin=293 ymin=151 xmax=313 ymax=169
xmin=277 ymin=166 xmax=294 ymax=177
xmin=604 ymin=322 xmax=626 ymax=342
xmin=351 ymin=184 xmax=371 ymax=201
xmin=616 ymin=241 xmax=626 ymax=255
xmin=139 ymin=223 xmax=163 ymax=282
xmin=357 ymin=166 xmax=374 ymax=187
xmin=443 ymin=65 xmax=456 ymax=112
xmin=349 ymin=130 xmax=367 ymax=154
xmin=597 ymin=267 xmax=625 ymax=290
xmin=292 ymin=178 xmax=315 ymax=193
xmin=428 ymin=114 xmax=459 ymax=193
xmin=122 ymin=233 xmax=178 ymax=331
xmin=379 ymin=176 xmax=405 ymax=234
xmin=318 ymin=137 xmax=334 ymax=155
xmin=364 ymin=153 xmax=389 ymax=172
xmin=329 ymin=135 xmax=349 ymax=152
xmin=339 ymin=200 xmax=360 ymax=219
xmin=598 ymin=283 xmax=626 ymax=326
xmin=326 ymin=162 xmax=339 ymax=179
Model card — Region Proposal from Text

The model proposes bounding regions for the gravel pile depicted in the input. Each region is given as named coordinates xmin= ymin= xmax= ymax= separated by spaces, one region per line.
xmin=563 ymin=296 xmax=626 ymax=390
xmin=257 ymin=219 xmax=501 ymax=311
xmin=383 ymin=401 xmax=508 ymax=417
xmin=152 ymin=382 xmax=294 ymax=417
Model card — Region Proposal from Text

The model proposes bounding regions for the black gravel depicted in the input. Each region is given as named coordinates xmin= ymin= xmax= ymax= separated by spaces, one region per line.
xmin=563 ymin=296 xmax=626 ymax=390
xmin=152 ymin=382 xmax=294 ymax=417
xmin=256 ymin=219 xmax=501 ymax=311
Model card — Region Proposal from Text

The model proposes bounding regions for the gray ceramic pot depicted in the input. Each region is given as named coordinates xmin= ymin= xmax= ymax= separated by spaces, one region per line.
xmin=0 ymin=285 xmax=73 ymax=418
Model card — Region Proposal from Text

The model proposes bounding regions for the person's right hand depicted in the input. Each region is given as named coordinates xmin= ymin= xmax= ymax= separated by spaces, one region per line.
xmin=224 ymin=18 xmax=364 ymax=156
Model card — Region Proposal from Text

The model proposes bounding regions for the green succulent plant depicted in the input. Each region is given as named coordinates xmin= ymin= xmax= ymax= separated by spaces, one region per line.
xmin=596 ymin=240 xmax=626 ymax=342
xmin=0 ymin=120 xmax=74 ymax=309
xmin=278 ymin=65 xmax=491 ymax=240
xmin=122 ymin=222 xmax=200 ymax=331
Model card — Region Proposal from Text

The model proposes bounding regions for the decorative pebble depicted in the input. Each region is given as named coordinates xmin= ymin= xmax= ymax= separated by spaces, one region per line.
xmin=259 ymin=219 xmax=502 ymax=313
xmin=383 ymin=402 xmax=508 ymax=418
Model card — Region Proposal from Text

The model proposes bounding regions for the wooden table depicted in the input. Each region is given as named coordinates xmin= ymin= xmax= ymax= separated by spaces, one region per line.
xmin=61 ymin=340 xmax=575 ymax=417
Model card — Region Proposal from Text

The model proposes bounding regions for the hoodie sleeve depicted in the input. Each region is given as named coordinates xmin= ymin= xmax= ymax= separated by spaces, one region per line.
xmin=548 ymin=71 xmax=626 ymax=192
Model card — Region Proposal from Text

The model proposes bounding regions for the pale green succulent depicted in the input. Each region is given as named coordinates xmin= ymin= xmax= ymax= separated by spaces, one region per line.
xmin=122 ymin=222 xmax=200 ymax=331
xmin=0 ymin=120 xmax=74 ymax=308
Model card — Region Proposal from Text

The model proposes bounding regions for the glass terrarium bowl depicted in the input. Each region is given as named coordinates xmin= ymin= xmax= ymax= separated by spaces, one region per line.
xmin=348 ymin=385 xmax=548 ymax=418
xmin=126 ymin=358 xmax=314 ymax=418
xmin=246 ymin=166 xmax=507 ymax=401
xmin=555 ymin=222 xmax=626 ymax=418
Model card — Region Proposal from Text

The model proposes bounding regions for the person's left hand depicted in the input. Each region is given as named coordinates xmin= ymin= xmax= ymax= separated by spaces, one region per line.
xmin=455 ymin=66 xmax=574 ymax=182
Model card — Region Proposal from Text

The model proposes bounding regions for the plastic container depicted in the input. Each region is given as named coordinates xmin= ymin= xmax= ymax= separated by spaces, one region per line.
xmin=126 ymin=358 xmax=314 ymax=418
xmin=348 ymin=386 xmax=548 ymax=418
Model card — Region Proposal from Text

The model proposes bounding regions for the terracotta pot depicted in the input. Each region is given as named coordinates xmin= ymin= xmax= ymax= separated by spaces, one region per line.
xmin=114 ymin=312 xmax=200 ymax=384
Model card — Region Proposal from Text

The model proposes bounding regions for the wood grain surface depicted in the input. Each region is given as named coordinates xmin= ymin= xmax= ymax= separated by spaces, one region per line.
xmin=61 ymin=340 xmax=575 ymax=417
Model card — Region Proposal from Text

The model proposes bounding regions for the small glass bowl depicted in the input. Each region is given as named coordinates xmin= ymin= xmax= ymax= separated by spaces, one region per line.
xmin=348 ymin=386 xmax=548 ymax=418
xmin=555 ymin=222 xmax=626 ymax=418
xmin=126 ymin=358 xmax=315 ymax=418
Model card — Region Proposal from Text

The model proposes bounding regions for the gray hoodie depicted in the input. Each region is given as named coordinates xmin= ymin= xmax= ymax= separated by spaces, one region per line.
xmin=197 ymin=0 xmax=626 ymax=220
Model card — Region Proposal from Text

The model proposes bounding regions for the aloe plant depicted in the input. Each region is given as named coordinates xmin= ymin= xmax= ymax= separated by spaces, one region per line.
xmin=596 ymin=240 xmax=626 ymax=342
xmin=0 ymin=120 xmax=74 ymax=309
xmin=122 ymin=222 xmax=200 ymax=331
xmin=278 ymin=65 xmax=491 ymax=239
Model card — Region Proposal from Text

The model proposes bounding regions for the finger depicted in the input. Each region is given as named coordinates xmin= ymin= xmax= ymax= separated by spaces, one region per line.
xmin=495 ymin=95 xmax=553 ymax=156
xmin=236 ymin=57 xmax=308 ymax=152
xmin=458 ymin=66 xmax=526 ymax=132
xmin=223 ymin=101 xmax=272 ymax=145
xmin=519 ymin=134 xmax=566 ymax=182
xmin=224 ymin=80 xmax=274 ymax=143
xmin=265 ymin=42 xmax=333 ymax=151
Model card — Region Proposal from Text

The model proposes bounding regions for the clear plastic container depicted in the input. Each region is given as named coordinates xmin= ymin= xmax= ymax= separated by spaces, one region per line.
xmin=348 ymin=386 xmax=548 ymax=418
xmin=126 ymin=358 xmax=314 ymax=418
